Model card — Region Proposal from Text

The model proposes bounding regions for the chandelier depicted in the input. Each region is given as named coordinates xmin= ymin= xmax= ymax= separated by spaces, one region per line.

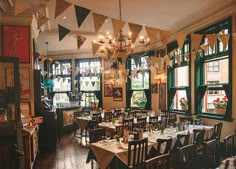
xmin=95 ymin=0 xmax=150 ymax=59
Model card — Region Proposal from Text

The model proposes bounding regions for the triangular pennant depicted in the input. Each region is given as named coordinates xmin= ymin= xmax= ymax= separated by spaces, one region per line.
xmin=91 ymin=81 xmax=96 ymax=87
xmin=38 ymin=11 xmax=49 ymax=28
xmin=54 ymin=0 xmax=72 ymax=18
xmin=92 ymin=42 xmax=101 ymax=56
xmin=191 ymin=33 xmax=203 ymax=51
xmin=92 ymin=13 xmax=108 ymax=33
xmin=85 ymin=81 xmax=89 ymax=86
xmin=217 ymin=34 xmax=229 ymax=51
xmin=175 ymin=55 xmax=181 ymax=66
xmin=74 ymin=5 xmax=91 ymax=28
xmin=128 ymin=23 xmax=143 ymax=43
xmin=175 ymin=32 xmax=187 ymax=49
xmin=58 ymin=24 xmax=71 ymax=41
xmin=206 ymin=34 xmax=217 ymax=51
xmin=14 ymin=0 xmax=30 ymax=16
xmin=77 ymin=35 xmax=86 ymax=50
xmin=159 ymin=30 xmax=171 ymax=49
xmin=111 ymin=18 xmax=126 ymax=37
xmin=145 ymin=26 xmax=159 ymax=43
xmin=200 ymin=44 xmax=208 ymax=53
xmin=133 ymin=56 xmax=141 ymax=68
xmin=140 ymin=68 xmax=146 ymax=76
xmin=184 ymin=53 xmax=190 ymax=62
xmin=41 ymin=70 xmax=48 ymax=76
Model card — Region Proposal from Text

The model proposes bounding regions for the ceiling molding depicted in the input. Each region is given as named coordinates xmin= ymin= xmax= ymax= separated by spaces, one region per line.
xmin=0 ymin=15 xmax=32 ymax=25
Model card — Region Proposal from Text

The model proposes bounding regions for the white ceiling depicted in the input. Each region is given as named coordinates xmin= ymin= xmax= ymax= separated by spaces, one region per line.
xmin=33 ymin=0 xmax=235 ymax=55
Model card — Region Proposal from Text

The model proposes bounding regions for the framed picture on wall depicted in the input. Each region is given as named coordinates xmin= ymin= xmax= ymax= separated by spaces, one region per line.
xmin=2 ymin=26 xmax=30 ymax=63
xmin=104 ymin=84 xmax=113 ymax=97
xmin=159 ymin=83 xmax=166 ymax=111
xmin=113 ymin=87 xmax=123 ymax=101
xmin=6 ymin=67 xmax=30 ymax=99
xmin=151 ymin=83 xmax=158 ymax=93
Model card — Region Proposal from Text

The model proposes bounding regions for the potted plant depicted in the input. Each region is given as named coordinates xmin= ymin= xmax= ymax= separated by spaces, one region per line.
xmin=179 ymin=97 xmax=188 ymax=110
xmin=213 ymin=96 xmax=228 ymax=114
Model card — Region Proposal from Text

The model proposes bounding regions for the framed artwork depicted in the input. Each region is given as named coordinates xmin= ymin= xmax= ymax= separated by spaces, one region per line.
xmin=104 ymin=59 xmax=118 ymax=70
xmin=151 ymin=83 xmax=158 ymax=93
xmin=63 ymin=110 xmax=74 ymax=126
xmin=113 ymin=87 xmax=123 ymax=101
xmin=2 ymin=26 xmax=30 ymax=63
xmin=104 ymin=84 xmax=113 ymax=97
xmin=6 ymin=67 xmax=30 ymax=99
xmin=159 ymin=83 xmax=166 ymax=111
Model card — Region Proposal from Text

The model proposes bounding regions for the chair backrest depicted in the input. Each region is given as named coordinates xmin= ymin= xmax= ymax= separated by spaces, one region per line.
xmin=128 ymin=111 xmax=136 ymax=118
xmin=168 ymin=112 xmax=177 ymax=119
xmin=137 ymin=116 xmax=147 ymax=128
xmin=123 ymin=118 xmax=134 ymax=131
xmin=167 ymin=117 xmax=176 ymax=127
xmin=193 ymin=128 xmax=205 ymax=144
xmin=115 ymin=125 xmax=124 ymax=137
xmin=92 ymin=115 xmax=102 ymax=123
xmin=204 ymin=137 xmax=220 ymax=168
xmin=128 ymin=138 xmax=148 ymax=169
xmin=172 ymin=133 xmax=190 ymax=153
xmin=104 ymin=111 xmax=114 ymax=122
xmin=224 ymin=133 xmax=235 ymax=158
xmin=156 ymin=138 xmax=172 ymax=155
xmin=211 ymin=122 xmax=223 ymax=140
xmin=86 ymin=120 xmax=98 ymax=130
xmin=145 ymin=153 xmax=169 ymax=169
xmin=89 ymin=128 xmax=105 ymax=143
xmin=176 ymin=144 xmax=198 ymax=169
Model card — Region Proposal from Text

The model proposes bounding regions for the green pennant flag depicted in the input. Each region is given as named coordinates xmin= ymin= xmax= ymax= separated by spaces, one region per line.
xmin=74 ymin=5 xmax=91 ymax=28
xmin=58 ymin=24 xmax=71 ymax=41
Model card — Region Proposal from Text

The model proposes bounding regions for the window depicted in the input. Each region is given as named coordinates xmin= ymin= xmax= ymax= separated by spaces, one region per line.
xmin=126 ymin=54 xmax=151 ymax=109
xmin=50 ymin=60 xmax=72 ymax=106
xmin=195 ymin=17 xmax=232 ymax=121
xmin=75 ymin=58 xmax=102 ymax=109
xmin=167 ymin=38 xmax=190 ymax=113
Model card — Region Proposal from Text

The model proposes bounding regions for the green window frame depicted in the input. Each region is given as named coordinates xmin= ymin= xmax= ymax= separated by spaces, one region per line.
xmin=195 ymin=17 xmax=232 ymax=121
xmin=75 ymin=58 xmax=102 ymax=110
xmin=167 ymin=36 xmax=191 ymax=114
xmin=126 ymin=52 xmax=152 ymax=110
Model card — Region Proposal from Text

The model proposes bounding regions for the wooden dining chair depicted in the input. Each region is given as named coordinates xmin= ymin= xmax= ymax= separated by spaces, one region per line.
xmin=160 ymin=115 xmax=168 ymax=127
xmin=156 ymin=138 xmax=172 ymax=156
xmin=123 ymin=118 xmax=134 ymax=131
xmin=176 ymin=144 xmax=198 ymax=169
xmin=224 ymin=133 xmax=235 ymax=158
xmin=210 ymin=122 xmax=223 ymax=140
xmin=115 ymin=125 xmax=124 ymax=137
xmin=92 ymin=115 xmax=102 ymax=124
xmin=128 ymin=138 xmax=148 ymax=169
xmin=136 ymin=116 xmax=147 ymax=130
xmin=89 ymin=127 xmax=106 ymax=143
xmin=85 ymin=120 xmax=98 ymax=145
xmin=193 ymin=128 xmax=205 ymax=156
xmin=203 ymin=137 xmax=221 ymax=168
xmin=145 ymin=153 xmax=169 ymax=169
xmin=104 ymin=111 xmax=114 ymax=122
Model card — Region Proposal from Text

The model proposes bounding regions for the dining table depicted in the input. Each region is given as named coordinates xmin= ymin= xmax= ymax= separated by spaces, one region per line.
xmin=216 ymin=157 xmax=236 ymax=169
xmin=86 ymin=124 xmax=214 ymax=169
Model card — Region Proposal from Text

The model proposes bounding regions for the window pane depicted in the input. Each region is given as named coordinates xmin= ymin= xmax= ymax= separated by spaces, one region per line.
xmin=172 ymin=90 xmax=187 ymax=110
xmin=131 ymin=72 xmax=149 ymax=89
xmin=53 ymin=93 xmax=69 ymax=106
xmin=204 ymin=58 xmax=228 ymax=84
xmin=80 ymin=92 xmax=99 ymax=108
xmin=131 ymin=91 xmax=147 ymax=108
xmin=175 ymin=66 xmax=189 ymax=87
xmin=202 ymin=90 xmax=227 ymax=115
xmin=53 ymin=77 xmax=71 ymax=91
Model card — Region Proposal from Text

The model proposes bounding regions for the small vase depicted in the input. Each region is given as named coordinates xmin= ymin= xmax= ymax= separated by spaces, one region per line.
xmin=181 ymin=105 xmax=188 ymax=111
xmin=215 ymin=108 xmax=226 ymax=115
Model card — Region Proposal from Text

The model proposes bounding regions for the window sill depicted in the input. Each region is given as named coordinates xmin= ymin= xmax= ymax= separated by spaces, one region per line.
xmin=170 ymin=110 xmax=190 ymax=115
xmin=198 ymin=113 xmax=233 ymax=122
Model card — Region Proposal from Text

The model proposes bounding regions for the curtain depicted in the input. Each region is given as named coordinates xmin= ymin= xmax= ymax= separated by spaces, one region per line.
xmin=168 ymin=87 xmax=176 ymax=110
xmin=126 ymin=90 xmax=133 ymax=109
xmin=94 ymin=91 xmax=102 ymax=108
xmin=197 ymin=85 xmax=207 ymax=112
xmin=144 ymin=89 xmax=151 ymax=109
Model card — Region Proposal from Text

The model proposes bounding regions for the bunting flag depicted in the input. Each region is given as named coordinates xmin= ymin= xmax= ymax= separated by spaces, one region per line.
xmin=218 ymin=34 xmax=229 ymax=50
xmin=91 ymin=81 xmax=96 ymax=87
xmin=159 ymin=30 xmax=171 ymax=49
xmin=175 ymin=32 xmax=187 ymax=49
xmin=79 ymin=81 xmax=83 ymax=85
xmin=175 ymin=55 xmax=181 ymax=66
xmin=48 ymin=72 xmax=53 ymax=78
xmin=77 ymin=35 xmax=86 ymax=50
xmin=92 ymin=42 xmax=101 ymax=56
xmin=206 ymin=34 xmax=217 ymax=51
xmin=14 ymin=0 xmax=30 ymax=16
xmin=140 ymin=67 xmax=146 ymax=76
xmin=145 ymin=26 xmax=159 ymax=43
xmin=133 ymin=56 xmax=141 ymax=68
xmin=111 ymin=18 xmax=126 ymax=37
xmin=200 ymin=44 xmax=208 ymax=53
xmin=58 ymin=24 xmax=71 ymax=41
xmin=85 ymin=81 xmax=90 ymax=86
xmin=37 ymin=11 xmax=49 ymax=28
xmin=55 ymin=61 xmax=60 ymax=65
xmin=74 ymin=5 xmax=91 ymax=28
xmin=191 ymin=33 xmax=203 ymax=51
xmin=184 ymin=53 xmax=190 ymax=62
xmin=41 ymin=70 xmax=48 ymax=76
xmin=92 ymin=13 xmax=108 ymax=33
xmin=128 ymin=23 xmax=143 ymax=43
xmin=54 ymin=0 xmax=72 ymax=18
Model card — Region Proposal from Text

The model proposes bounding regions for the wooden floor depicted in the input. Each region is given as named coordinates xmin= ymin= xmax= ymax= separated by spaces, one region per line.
xmin=33 ymin=132 xmax=98 ymax=169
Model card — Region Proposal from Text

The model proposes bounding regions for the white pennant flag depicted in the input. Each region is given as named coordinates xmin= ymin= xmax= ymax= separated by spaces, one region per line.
xmin=85 ymin=81 xmax=89 ymax=86
xmin=41 ymin=70 xmax=48 ymax=76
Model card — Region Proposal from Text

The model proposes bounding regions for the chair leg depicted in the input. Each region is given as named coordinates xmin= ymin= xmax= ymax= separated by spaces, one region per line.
xmin=91 ymin=159 xmax=93 ymax=169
